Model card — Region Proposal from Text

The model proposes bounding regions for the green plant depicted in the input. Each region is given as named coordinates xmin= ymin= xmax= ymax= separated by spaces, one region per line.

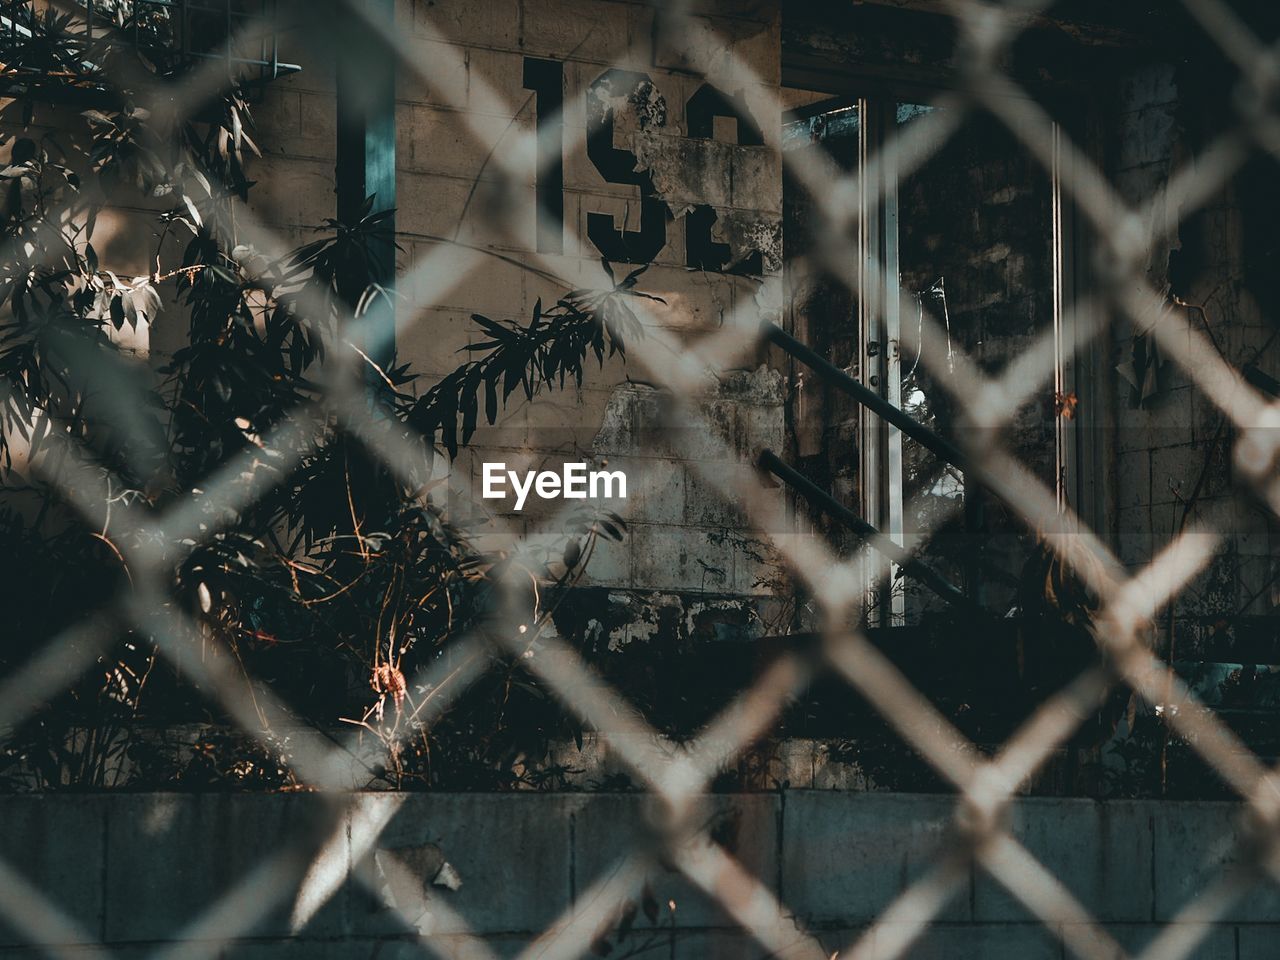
xmin=0 ymin=8 xmax=639 ymax=790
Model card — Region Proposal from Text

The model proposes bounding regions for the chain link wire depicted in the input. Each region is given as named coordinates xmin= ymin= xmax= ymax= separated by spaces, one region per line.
xmin=3 ymin=0 xmax=1280 ymax=958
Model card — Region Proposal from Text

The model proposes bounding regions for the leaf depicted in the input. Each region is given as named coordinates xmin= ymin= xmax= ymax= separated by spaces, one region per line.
xmin=182 ymin=194 xmax=203 ymax=228
xmin=621 ymin=263 xmax=648 ymax=288
xmin=472 ymin=314 xmax=515 ymax=342
xmin=484 ymin=374 xmax=498 ymax=425
xmin=460 ymin=388 xmax=478 ymax=444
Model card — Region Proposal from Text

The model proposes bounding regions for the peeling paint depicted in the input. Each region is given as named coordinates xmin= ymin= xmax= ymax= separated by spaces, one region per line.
xmin=632 ymin=131 xmax=733 ymax=217
xmin=711 ymin=210 xmax=783 ymax=273
xmin=589 ymin=73 xmax=667 ymax=137
xmin=629 ymin=130 xmax=782 ymax=273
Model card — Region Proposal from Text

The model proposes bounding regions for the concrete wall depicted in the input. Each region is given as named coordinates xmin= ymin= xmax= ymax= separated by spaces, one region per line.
xmin=1108 ymin=58 xmax=1279 ymax=633
xmin=238 ymin=0 xmax=790 ymax=641
xmin=0 ymin=791 xmax=1273 ymax=959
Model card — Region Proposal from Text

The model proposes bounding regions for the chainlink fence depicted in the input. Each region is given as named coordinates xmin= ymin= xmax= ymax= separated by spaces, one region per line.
xmin=3 ymin=0 xmax=1280 ymax=958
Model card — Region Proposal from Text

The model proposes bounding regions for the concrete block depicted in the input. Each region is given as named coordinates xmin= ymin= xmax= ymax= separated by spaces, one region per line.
xmin=455 ymin=179 xmax=538 ymax=252
xmin=631 ymin=263 xmax=735 ymax=332
xmin=394 ymin=172 xmax=471 ymax=240
xmin=630 ymin=523 xmax=734 ymax=593
xmin=973 ymin=799 xmax=1153 ymax=923
xmin=733 ymin=532 xmax=784 ymax=596
xmin=868 ymin=923 xmax=1061 ymax=960
xmin=519 ymin=388 xmax=612 ymax=455
xmin=619 ymin=456 xmax=688 ymax=527
xmin=1117 ymin=106 xmax=1178 ymax=172
xmin=653 ymin=13 xmax=781 ymax=88
xmin=780 ymin=792 xmax=970 ymax=925
xmin=253 ymin=89 xmax=303 ymax=150
xmin=578 ymin=521 xmax=633 ymax=586
xmin=518 ymin=0 xmax=633 ymax=61
xmin=632 ymin=131 xmax=734 ymax=212
xmin=398 ymin=38 xmax=474 ymax=114
xmin=1150 ymin=442 xmax=1205 ymax=506
xmin=404 ymin=105 xmax=535 ymax=186
xmin=0 ymin=947 xmax=153 ymax=960
xmin=103 ymin=793 xmax=348 ymax=943
xmin=746 ymin=403 xmax=786 ymax=460
xmin=412 ymin=0 xmax=521 ymax=50
xmin=610 ymin=928 xmax=810 ymax=959
xmin=348 ymin=793 xmax=572 ymax=936
xmin=244 ymin=155 xmax=335 ymax=228
xmin=222 ymin=935 xmax=530 ymax=960
xmin=635 ymin=398 xmax=743 ymax=462
xmin=591 ymin=385 xmax=656 ymax=457
xmin=282 ymin=90 xmax=338 ymax=162
xmin=813 ymin=742 xmax=873 ymax=791
xmin=415 ymin=247 xmax=529 ymax=318
xmin=571 ymin=793 xmax=781 ymax=930
xmin=461 ymin=401 xmax=532 ymax=456
xmin=1064 ymin=922 xmax=1236 ymax=960
xmin=1114 ymin=411 xmax=1156 ymax=456
xmin=1237 ymin=924 xmax=1280 ymax=958
xmin=683 ymin=461 xmax=747 ymax=527
xmin=1153 ymin=801 xmax=1280 ymax=922
xmin=1148 ymin=386 xmax=1197 ymax=443
xmin=730 ymin=145 xmax=782 ymax=216
xmin=1116 ymin=450 xmax=1151 ymax=511
xmin=1115 ymin=505 xmax=1154 ymax=567
xmin=397 ymin=307 xmax=475 ymax=377
xmin=0 ymin=795 xmax=106 ymax=947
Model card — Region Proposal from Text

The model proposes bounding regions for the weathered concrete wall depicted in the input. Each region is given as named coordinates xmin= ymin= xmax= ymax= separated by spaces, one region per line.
xmin=0 ymin=791 xmax=1272 ymax=958
xmin=1108 ymin=59 xmax=1279 ymax=635
xmin=241 ymin=0 xmax=790 ymax=641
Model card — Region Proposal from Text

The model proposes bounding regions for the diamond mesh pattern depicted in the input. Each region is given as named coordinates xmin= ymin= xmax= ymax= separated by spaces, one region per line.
xmin=3 ymin=2 xmax=1280 ymax=959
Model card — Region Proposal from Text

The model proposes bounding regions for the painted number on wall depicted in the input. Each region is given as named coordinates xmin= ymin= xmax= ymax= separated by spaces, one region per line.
xmin=524 ymin=57 xmax=764 ymax=273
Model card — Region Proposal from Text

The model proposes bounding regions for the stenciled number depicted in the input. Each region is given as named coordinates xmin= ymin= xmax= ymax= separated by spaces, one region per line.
xmin=684 ymin=83 xmax=764 ymax=275
xmin=524 ymin=58 xmax=763 ymax=273
xmin=523 ymin=57 xmax=564 ymax=255
xmin=584 ymin=68 xmax=668 ymax=264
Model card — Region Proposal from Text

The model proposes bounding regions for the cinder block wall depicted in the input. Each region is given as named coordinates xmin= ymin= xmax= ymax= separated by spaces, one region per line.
xmin=0 ymin=792 xmax=1269 ymax=959
xmin=243 ymin=0 xmax=790 ymax=643
xmin=1109 ymin=61 xmax=1278 ymax=624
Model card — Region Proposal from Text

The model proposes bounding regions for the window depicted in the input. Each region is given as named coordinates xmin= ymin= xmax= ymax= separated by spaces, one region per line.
xmin=782 ymin=89 xmax=1070 ymax=626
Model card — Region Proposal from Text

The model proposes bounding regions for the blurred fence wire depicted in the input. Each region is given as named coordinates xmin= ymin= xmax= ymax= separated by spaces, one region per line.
xmin=4 ymin=0 xmax=1280 ymax=959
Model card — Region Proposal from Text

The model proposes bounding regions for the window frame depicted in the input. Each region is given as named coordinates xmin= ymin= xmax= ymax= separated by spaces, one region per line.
xmin=780 ymin=72 xmax=1101 ymax=625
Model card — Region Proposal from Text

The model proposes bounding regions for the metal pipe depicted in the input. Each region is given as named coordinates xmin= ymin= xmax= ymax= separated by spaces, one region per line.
xmin=758 ymin=449 xmax=978 ymax=613
xmin=761 ymin=320 xmax=972 ymax=473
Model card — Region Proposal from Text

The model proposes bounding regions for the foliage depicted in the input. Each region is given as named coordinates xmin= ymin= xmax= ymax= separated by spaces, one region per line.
xmin=0 ymin=8 xmax=637 ymax=790
xmin=405 ymin=261 xmax=656 ymax=460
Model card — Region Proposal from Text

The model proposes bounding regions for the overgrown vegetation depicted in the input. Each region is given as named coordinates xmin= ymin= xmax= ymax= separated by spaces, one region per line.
xmin=0 ymin=5 xmax=639 ymax=790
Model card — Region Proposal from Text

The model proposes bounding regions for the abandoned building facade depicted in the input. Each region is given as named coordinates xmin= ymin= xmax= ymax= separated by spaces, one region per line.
xmin=220 ymin=0 xmax=1276 ymax=790
xmin=7 ymin=2 xmax=1280 ymax=959
xmin=3 ymin=0 xmax=1280 ymax=793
